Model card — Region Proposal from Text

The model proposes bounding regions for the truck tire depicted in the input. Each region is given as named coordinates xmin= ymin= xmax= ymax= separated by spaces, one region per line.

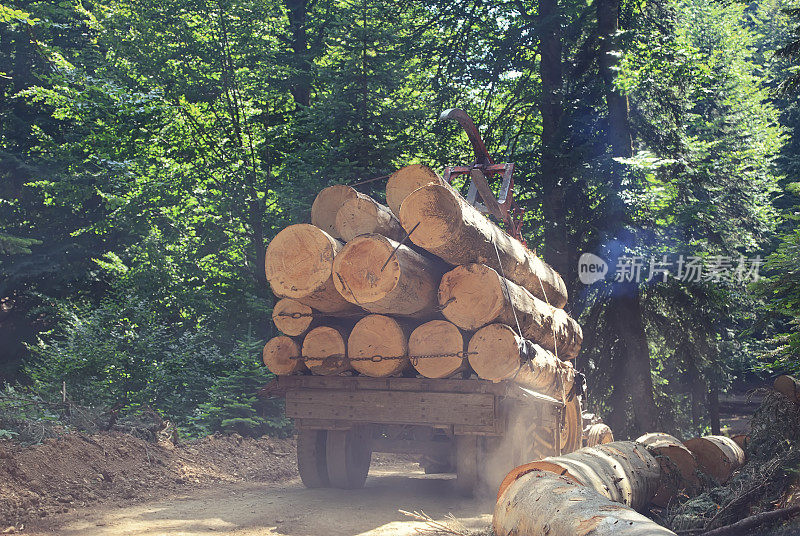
xmin=297 ymin=429 xmax=330 ymax=488
xmin=560 ymin=396 xmax=583 ymax=454
xmin=326 ymin=428 xmax=372 ymax=489
xmin=455 ymin=435 xmax=479 ymax=496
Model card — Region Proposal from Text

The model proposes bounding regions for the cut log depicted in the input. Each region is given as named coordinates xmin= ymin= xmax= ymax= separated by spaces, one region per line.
xmin=334 ymin=193 xmax=405 ymax=242
xmin=683 ymin=435 xmax=745 ymax=484
xmin=494 ymin=471 xmax=677 ymax=536
xmin=311 ymin=184 xmax=359 ymax=239
xmin=496 ymin=441 xmax=661 ymax=512
xmin=385 ymin=164 xmax=445 ymax=216
xmin=439 ymin=263 xmax=582 ymax=359
xmin=272 ymin=298 xmax=315 ymax=337
xmin=347 ymin=314 xmax=411 ymax=377
xmin=636 ymin=432 xmax=700 ymax=507
xmin=731 ymin=434 xmax=749 ymax=452
xmin=332 ymin=233 xmax=446 ymax=317
xmin=561 ymin=395 xmax=583 ymax=454
xmin=262 ymin=336 xmax=305 ymax=375
xmin=468 ymin=323 xmax=574 ymax=398
xmin=302 ymin=325 xmax=352 ymax=375
xmin=264 ymin=224 xmax=358 ymax=313
xmin=408 ymin=320 xmax=467 ymax=379
xmin=398 ymin=183 xmax=567 ymax=308
xmin=585 ymin=423 xmax=614 ymax=447
xmin=774 ymin=375 xmax=800 ymax=404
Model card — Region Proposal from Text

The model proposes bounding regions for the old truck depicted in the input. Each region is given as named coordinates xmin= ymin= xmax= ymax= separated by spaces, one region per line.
xmin=263 ymin=374 xmax=583 ymax=494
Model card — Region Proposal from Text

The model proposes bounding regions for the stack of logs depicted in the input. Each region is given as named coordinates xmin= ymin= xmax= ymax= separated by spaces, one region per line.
xmin=261 ymin=164 xmax=583 ymax=399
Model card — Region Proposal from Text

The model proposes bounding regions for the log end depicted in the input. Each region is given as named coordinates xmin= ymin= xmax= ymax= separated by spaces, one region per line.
xmin=408 ymin=320 xmax=465 ymax=378
xmin=684 ymin=436 xmax=745 ymax=484
xmin=262 ymin=336 xmax=304 ymax=375
xmin=348 ymin=314 xmax=409 ymax=377
xmin=335 ymin=195 xmax=382 ymax=242
xmin=332 ymin=234 xmax=401 ymax=305
xmin=398 ymin=183 xmax=462 ymax=251
xmin=311 ymin=185 xmax=359 ymax=239
xmin=439 ymin=263 xmax=506 ymax=330
xmin=302 ymin=325 xmax=350 ymax=375
xmin=468 ymin=323 xmax=523 ymax=382
xmin=386 ymin=164 xmax=442 ymax=216
xmin=265 ymin=224 xmax=339 ymax=299
xmin=272 ymin=298 xmax=314 ymax=336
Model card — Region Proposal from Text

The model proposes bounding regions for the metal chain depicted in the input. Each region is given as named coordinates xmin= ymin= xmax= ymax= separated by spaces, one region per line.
xmin=289 ymin=351 xmax=476 ymax=364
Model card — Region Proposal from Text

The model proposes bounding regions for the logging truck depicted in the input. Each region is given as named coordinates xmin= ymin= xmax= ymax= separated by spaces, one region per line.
xmin=264 ymin=373 xmax=583 ymax=494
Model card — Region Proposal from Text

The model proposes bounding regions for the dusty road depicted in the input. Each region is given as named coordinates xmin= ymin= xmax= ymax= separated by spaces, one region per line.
xmin=28 ymin=459 xmax=494 ymax=536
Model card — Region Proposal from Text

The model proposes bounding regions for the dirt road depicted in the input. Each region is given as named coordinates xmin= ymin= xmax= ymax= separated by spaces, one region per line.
xmin=27 ymin=459 xmax=494 ymax=536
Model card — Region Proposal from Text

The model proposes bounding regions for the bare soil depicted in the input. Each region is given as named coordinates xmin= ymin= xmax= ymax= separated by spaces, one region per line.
xmin=0 ymin=432 xmax=296 ymax=531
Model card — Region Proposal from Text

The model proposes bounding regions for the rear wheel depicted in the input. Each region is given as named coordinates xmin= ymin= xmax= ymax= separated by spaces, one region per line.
xmin=297 ymin=429 xmax=329 ymax=488
xmin=326 ymin=428 xmax=372 ymax=489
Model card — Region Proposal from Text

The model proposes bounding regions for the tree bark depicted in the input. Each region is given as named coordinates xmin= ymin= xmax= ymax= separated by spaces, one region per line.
xmin=332 ymin=233 xmax=446 ymax=317
xmin=399 ymin=183 xmax=568 ymax=307
xmin=284 ymin=0 xmax=311 ymax=108
xmin=494 ymin=471 xmax=676 ymax=536
xmin=439 ymin=263 xmax=582 ymax=359
xmin=596 ymin=0 xmax=633 ymax=158
xmin=774 ymin=375 xmax=800 ymax=403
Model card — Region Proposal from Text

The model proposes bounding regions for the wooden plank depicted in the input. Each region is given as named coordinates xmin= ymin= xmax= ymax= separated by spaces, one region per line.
xmin=286 ymin=389 xmax=495 ymax=428
xmin=276 ymin=374 xmax=508 ymax=395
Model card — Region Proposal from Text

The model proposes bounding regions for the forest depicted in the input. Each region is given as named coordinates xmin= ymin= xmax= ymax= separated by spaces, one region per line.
xmin=1 ymin=0 xmax=799 ymax=441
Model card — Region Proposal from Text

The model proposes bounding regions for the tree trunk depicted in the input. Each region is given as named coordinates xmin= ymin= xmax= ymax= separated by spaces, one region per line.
xmin=539 ymin=0 xmax=569 ymax=279
xmin=684 ymin=436 xmax=745 ymax=484
xmin=596 ymin=0 xmax=633 ymax=159
xmin=408 ymin=320 xmax=467 ymax=378
xmin=494 ymin=471 xmax=676 ymax=536
xmin=332 ymin=233 xmax=446 ymax=317
xmin=709 ymin=382 xmax=721 ymax=435
xmin=498 ymin=441 xmax=660 ymax=512
xmin=636 ymin=432 xmax=700 ymax=506
xmin=439 ymin=263 xmax=582 ymax=359
xmin=311 ymin=185 xmax=360 ymax=240
xmin=284 ymin=0 xmax=311 ymax=108
xmin=607 ymin=282 xmax=658 ymax=433
xmin=272 ymin=298 xmax=316 ymax=337
xmin=467 ymin=323 xmax=575 ymax=397
xmin=335 ymin=193 xmax=405 ymax=242
xmin=262 ymin=336 xmax=305 ymax=375
xmin=302 ymin=325 xmax=352 ymax=375
xmin=264 ymin=223 xmax=358 ymax=313
xmin=399 ymin=184 xmax=568 ymax=307
xmin=347 ymin=314 xmax=412 ymax=377
xmin=585 ymin=423 xmax=614 ymax=447
xmin=385 ymin=164 xmax=445 ymax=216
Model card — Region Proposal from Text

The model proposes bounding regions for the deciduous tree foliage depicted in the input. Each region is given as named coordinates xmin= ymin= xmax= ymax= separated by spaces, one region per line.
xmin=0 ymin=0 xmax=794 ymax=436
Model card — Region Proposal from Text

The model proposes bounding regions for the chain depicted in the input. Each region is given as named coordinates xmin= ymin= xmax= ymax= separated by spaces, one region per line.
xmin=275 ymin=311 xmax=368 ymax=319
xmin=288 ymin=351 xmax=476 ymax=365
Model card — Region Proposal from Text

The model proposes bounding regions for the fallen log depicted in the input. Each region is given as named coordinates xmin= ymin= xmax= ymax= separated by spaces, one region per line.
xmin=494 ymin=471 xmax=677 ymax=536
xmin=302 ymin=325 xmax=352 ymax=375
xmin=731 ymin=434 xmax=749 ymax=452
xmin=467 ymin=323 xmax=574 ymax=397
xmin=398 ymin=183 xmax=567 ymax=308
xmin=262 ymin=336 xmax=305 ymax=375
xmin=264 ymin=224 xmax=358 ymax=313
xmin=334 ymin=193 xmax=405 ymax=242
xmin=311 ymin=184 xmax=359 ymax=239
xmin=332 ymin=233 xmax=446 ymax=317
xmin=683 ymin=435 xmax=745 ymax=484
xmin=408 ymin=320 xmax=467 ymax=379
xmin=774 ymin=375 xmax=800 ymax=404
xmin=496 ymin=440 xmax=660 ymax=512
xmin=585 ymin=423 xmax=614 ymax=447
xmin=636 ymin=432 xmax=700 ymax=507
xmin=439 ymin=263 xmax=582 ymax=359
xmin=347 ymin=314 xmax=412 ymax=377
xmin=385 ymin=164 xmax=445 ymax=216
xmin=272 ymin=298 xmax=315 ymax=337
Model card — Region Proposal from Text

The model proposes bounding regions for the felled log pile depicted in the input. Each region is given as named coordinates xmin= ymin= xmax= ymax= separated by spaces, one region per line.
xmin=261 ymin=165 xmax=582 ymax=396
xmin=494 ymin=433 xmax=748 ymax=536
